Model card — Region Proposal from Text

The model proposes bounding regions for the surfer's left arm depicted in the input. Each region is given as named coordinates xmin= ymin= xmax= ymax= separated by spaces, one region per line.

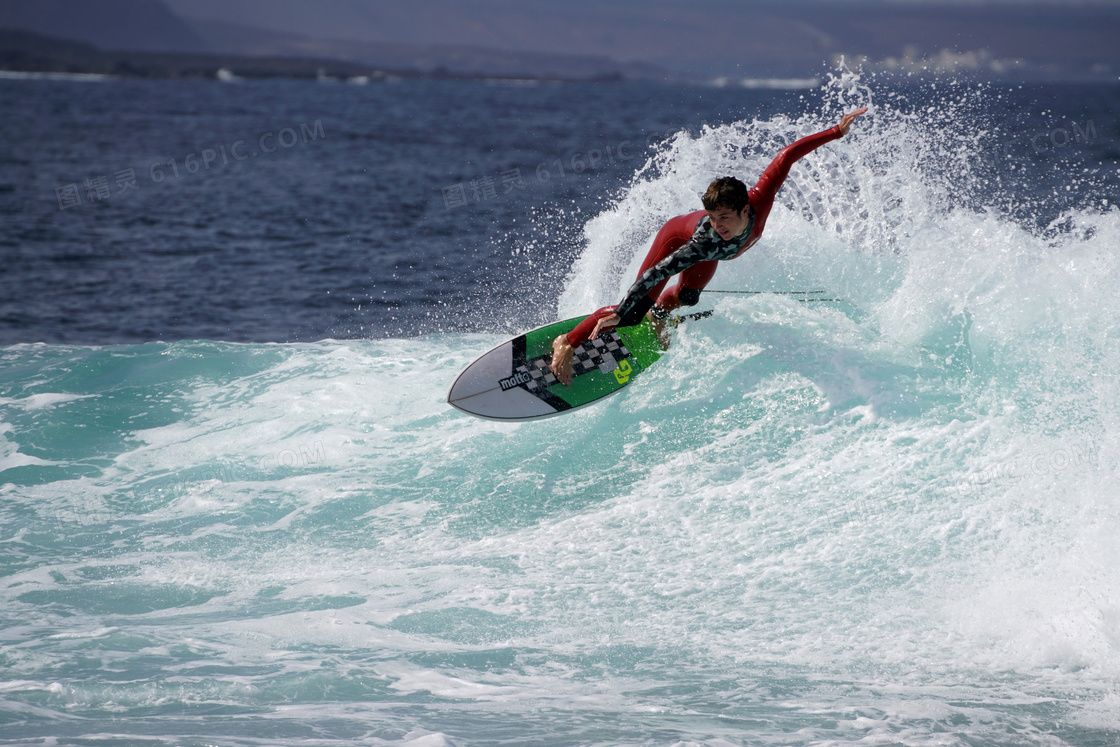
xmin=837 ymin=106 xmax=867 ymax=137
xmin=751 ymin=107 xmax=867 ymax=206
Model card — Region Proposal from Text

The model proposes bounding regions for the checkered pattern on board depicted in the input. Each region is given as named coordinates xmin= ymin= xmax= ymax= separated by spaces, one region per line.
xmin=516 ymin=331 xmax=632 ymax=392
xmin=572 ymin=332 xmax=630 ymax=375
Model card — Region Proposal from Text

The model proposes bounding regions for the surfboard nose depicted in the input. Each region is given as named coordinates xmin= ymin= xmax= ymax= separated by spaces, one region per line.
xmin=447 ymin=340 xmax=558 ymax=420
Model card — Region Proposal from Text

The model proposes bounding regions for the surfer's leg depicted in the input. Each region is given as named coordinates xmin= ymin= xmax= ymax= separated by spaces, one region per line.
xmin=655 ymin=260 xmax=718 ymax=311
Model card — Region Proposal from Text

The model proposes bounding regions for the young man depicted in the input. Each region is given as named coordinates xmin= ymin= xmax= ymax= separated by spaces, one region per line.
xmin=550 ymin=106 xmax=868 ymax=385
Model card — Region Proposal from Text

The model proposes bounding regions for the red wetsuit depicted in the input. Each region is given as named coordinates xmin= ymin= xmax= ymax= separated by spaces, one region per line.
xmin=566 ymin=124 xmax=843 ymax=346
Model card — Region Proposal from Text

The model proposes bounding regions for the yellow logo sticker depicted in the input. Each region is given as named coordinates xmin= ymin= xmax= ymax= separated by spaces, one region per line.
xmin=613 ymin=359 xmax=632 ymax=384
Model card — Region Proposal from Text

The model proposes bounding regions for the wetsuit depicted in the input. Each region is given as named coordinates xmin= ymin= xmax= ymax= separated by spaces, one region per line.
xmin=566 ymin=124 xmax=843 ymax=346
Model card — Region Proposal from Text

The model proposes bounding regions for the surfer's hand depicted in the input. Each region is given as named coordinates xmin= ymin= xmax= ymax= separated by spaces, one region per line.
xmin=550 ymin=335 xmax=574 ymax=386
xmin=837 ymin=106 xmax=868 ymax=137
xmin=590 ymin=313 xmax=621 ymax=339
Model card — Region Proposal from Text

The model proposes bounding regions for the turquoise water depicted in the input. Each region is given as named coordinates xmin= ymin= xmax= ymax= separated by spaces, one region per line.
xmin=3 ymin=73 xmax=1120 ymax=745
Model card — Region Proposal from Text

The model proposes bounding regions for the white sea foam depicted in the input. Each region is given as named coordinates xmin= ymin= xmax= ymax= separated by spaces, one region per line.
xmin=0 ymin=393 xmax=96 ymax=410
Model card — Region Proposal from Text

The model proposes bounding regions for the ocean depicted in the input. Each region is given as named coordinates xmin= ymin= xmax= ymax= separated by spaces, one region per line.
xmin=1 ymin=69 xmax=1119 ymax=746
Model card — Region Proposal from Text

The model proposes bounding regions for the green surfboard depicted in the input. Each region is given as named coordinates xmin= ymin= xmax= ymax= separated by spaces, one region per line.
xmin=447 ymin=315 xmax=667 ymax=421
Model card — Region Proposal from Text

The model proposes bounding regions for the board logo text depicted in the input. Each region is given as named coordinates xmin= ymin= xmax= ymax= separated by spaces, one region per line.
xmin=499 ymin=371 xmax=533 ymax=391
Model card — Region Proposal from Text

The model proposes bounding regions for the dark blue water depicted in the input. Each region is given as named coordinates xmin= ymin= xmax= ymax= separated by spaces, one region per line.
xmin=2 ymin=75 xmax=1115 ymax=345
xmin=0 ymin=77 xmax=793 ymax=344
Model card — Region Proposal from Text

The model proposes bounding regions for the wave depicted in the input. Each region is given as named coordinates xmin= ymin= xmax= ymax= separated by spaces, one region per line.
xmin=2 ymin=68 xmax=1119 ymax=744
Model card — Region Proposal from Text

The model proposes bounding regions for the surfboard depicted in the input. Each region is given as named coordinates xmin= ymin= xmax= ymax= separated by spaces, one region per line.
xmin=447 ymin=315 xmax=667 ymax=421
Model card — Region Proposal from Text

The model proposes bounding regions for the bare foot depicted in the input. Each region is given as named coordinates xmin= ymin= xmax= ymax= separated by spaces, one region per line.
xmin=648 ymin=310 xmax=671 ymax=349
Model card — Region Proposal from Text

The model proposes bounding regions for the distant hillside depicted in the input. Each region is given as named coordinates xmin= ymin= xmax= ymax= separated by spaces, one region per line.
xmin=0 ymin=29 xmax=637 ymax=82
xmin=0 ymin=0 xmax=207 ymax=53
xmin=165 ymin=0 xmax=1120 ymax=80
xmin=189 ymin=18 xmax=667 ymax=81
xmin=0 ymin=0 xmax=664 ymax=82
xmin=4 ymin=0 xmax=1117 ymax=82
xmin=0 ymin=29 xmax=374 ymax=80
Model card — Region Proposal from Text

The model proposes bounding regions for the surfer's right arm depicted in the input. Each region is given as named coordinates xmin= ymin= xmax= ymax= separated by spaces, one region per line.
xmin=551 ymin=308 xmax=622 ymax=384
xmin=550 ymin=334 xmax=575 ymax=385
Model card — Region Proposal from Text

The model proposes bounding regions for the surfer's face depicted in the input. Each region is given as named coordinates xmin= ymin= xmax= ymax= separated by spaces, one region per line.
xmin=707 ymin=206 xmax=750 ymax=240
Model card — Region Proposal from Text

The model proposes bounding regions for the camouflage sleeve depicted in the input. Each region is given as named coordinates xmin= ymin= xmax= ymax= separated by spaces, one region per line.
xmin=613 ymin=239 xmax=715 ymax=325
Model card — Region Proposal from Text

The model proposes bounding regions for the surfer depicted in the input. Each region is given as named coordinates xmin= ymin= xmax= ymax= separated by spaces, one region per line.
xmin=549 ymin=107 xmax=868 ymax=385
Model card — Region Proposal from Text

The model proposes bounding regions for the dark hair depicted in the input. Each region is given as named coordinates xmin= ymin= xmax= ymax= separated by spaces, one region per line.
xmin=702 ymin=177 xmax=749 ymax=213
